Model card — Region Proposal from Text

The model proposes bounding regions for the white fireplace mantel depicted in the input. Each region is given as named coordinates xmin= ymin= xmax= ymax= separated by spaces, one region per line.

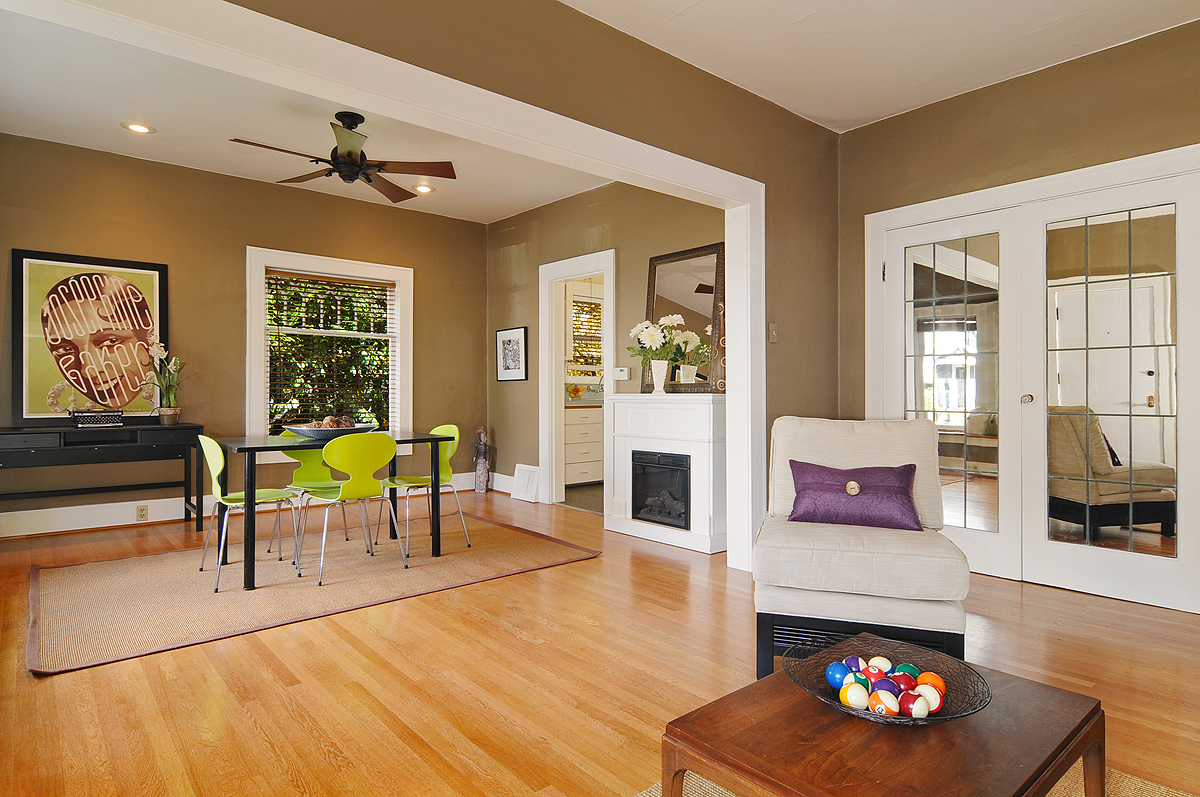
xmin=604 ymin=393 xmax=726 ymax=553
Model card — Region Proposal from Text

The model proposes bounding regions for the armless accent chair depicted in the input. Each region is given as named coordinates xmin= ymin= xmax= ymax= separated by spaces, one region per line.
xmin=754 ymin=417 xmax=971 ymax=678
xmin=377 ymin=423 xmax=470 ymax=551
xmin=297 ymin=431 xmax=406 ymax=585
xmin=280 ymin=429 xmax=350 ymax=547
xmin=197 ymin=435 xmax=298 ymax=593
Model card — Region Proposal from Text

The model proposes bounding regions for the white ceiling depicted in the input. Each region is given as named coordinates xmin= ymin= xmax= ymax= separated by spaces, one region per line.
xmin=0 ymin=8 xmax=609 ymax=224
xmin=556 ymin=0 xmax=1200 ymax=133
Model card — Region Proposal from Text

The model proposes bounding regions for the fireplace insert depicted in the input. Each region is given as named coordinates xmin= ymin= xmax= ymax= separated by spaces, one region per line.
xmin=632 ymin=450 xmax=690 ymax=530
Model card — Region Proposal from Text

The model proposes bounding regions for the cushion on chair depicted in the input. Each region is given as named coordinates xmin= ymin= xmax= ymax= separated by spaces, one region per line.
xmin=753 ymin=583 xmax=967 ymax=635
xmin=787 ymin=460 xmax=922 ymax=531
xmin=768 ymin=417 xmax=943 ymax=531
xmin=1048 ymin=407 xmax=1116 ymax=478
xmin=753 ymin=516 xmax=970 ymax=602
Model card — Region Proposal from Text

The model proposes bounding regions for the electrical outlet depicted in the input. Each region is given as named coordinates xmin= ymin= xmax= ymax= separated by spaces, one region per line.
xmin=136 ymin=505 xmax=149 ymax=522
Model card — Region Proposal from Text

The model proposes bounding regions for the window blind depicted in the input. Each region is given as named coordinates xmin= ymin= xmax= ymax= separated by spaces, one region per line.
xmin=265 ymin=271 xmax=396 ymax=432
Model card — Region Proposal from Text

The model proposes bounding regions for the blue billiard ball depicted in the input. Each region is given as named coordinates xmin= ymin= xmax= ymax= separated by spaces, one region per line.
xmin=825 ymin=661 xmax=852 ymax=690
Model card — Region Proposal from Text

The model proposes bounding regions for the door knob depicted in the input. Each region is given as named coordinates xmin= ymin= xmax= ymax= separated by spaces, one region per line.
xmin=1020 ymin=394 xmax=1034 ymax=404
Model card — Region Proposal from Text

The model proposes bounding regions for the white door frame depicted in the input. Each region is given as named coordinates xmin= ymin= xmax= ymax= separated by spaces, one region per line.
xmin=866 ymin=142 xmax=1200 ymax=612
xmin=20 ymin=0 xmax=768 ymax=569
xmin=538 ymin=251 xmax=615 ymax=507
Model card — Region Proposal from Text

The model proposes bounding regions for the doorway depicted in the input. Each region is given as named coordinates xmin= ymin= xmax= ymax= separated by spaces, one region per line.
xmin=561 ymin=276 xmax=606 ymax=514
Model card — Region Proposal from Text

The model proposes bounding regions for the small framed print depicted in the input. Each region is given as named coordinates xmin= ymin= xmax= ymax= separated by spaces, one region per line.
xmin=495 ymin=326 xmax=528 ymax=382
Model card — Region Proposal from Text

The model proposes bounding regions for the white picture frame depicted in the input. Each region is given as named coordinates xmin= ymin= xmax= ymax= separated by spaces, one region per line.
xmin=496 ymin=326 xmax=528 ymax=382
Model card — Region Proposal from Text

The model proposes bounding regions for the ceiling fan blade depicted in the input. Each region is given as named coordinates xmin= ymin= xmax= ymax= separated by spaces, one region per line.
xmin=331 ymin=123 xmax=367 ymax=163
xmin=362 ymin=173 xmax=418 ymax=203
xmin=695 ymin=283 xmax=715 ymax=294
xmin=277 ymin=169 xmax=331 ymax=184
xmin=367 ymin=160 xmax=457 ymax=180
xmin=230 ymin=138 xmax=328 ymax=162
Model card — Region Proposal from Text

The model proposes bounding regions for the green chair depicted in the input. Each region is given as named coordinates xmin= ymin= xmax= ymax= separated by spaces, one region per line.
xmin=280 ymin=429 xmax=351 ymax=544
xmin=297 ymin=432 xmax=405 ymax=585
xmin=377 ymin=424 xmax=470 ymax=552
xmin=197 ymin=435 xmax=298 ymax=593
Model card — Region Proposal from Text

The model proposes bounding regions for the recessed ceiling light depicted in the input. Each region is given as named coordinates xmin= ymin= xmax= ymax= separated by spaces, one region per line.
xmin=413 ymin=184 xmax=434 ymax=194
xmin=122 ymin=122 xmax=156 ymax=134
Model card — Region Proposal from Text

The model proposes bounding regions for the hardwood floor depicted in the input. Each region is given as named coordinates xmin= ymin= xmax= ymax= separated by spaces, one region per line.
xmin=2 ymin=493 xmax=1198 ymax=795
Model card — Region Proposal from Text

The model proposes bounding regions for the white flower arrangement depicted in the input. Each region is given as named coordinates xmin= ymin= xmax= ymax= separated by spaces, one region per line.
xmin=628 ymin=315 xmax=711 ymax=368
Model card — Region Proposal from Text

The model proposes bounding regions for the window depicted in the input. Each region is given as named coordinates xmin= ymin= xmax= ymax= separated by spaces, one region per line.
xmin=246 ymin=248 xmax=412 ymax=445
xmin=265 ymin=272 xmax=393 ymax=432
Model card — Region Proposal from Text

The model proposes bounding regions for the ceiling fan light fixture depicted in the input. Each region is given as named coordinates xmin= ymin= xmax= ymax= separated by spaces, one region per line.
xmin=122 ymin=122 xmax=156 ymax=134
xmin=413 ymin=184 xmax=434 ymax=194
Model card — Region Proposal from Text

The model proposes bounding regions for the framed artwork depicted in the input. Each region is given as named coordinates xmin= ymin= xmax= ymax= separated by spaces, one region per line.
xmin=11 ymin=250 xmax=169 ymax=426
xmin=495 ymin=326 xmax=528 ymax=382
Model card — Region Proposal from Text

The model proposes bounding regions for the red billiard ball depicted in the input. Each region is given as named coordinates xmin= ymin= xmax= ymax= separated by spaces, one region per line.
xmin=898 ymin=690 xmax=931 ymax=718
xmin=891 ymin=672 xmax=918 ymax=692
xmin=862 ymin=665 xmax=887 ymax=685
xmin=868 ymin=690 xmax=900 ymax=716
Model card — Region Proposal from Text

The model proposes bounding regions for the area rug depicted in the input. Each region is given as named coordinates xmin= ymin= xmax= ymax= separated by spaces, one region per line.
xmin=27 ymin=514 xmax=598 ymax=675
xmin=636 ymin=759 xmax=1196 ymax=797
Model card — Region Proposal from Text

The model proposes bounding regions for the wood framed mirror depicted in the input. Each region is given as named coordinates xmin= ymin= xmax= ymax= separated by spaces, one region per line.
xmin=640 ymin=242 xmax=725 ymax=394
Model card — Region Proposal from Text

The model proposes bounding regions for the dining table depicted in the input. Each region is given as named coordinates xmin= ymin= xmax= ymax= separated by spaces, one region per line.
xmin=213 ymin=429 xmax=455 ymax=590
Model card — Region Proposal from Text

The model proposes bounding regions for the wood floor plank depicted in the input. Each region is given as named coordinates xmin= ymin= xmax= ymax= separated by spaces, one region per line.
xmin=3 ymin=491 xmax=1200 ymax=794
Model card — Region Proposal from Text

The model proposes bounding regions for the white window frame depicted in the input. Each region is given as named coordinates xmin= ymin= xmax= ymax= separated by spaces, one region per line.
xmin=246 ymin=247 xmax=413 ymax=463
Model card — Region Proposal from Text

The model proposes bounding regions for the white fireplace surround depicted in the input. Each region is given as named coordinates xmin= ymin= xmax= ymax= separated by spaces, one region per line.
xmin=605 ymin=394 xmax=726 ymax=553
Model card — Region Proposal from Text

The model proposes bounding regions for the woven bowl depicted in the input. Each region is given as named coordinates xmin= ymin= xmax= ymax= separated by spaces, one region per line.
xmin=281 ymin=423 xmax=377 ymax=440
xmin=782 ymin=635 xmax=991 ymax=726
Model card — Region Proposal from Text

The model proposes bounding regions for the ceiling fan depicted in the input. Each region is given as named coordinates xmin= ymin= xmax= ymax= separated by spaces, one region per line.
xmin=231 ymin=111 xmax=456 ymax=203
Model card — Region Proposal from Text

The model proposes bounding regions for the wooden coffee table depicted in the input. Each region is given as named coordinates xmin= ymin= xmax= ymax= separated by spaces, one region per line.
xmin=663 ymin=665 xmax=1103 ymax=797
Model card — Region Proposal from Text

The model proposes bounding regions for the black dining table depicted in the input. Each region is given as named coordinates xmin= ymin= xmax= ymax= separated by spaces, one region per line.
xmin=214 ymin=429 xmax=455 ymax=590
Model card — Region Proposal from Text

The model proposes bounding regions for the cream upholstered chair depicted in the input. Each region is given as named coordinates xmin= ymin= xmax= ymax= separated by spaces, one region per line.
xmin=1047 ymin=406 xmax=1176 ymax=540
xmin=754 ymin=417 xmax=971 ymax=678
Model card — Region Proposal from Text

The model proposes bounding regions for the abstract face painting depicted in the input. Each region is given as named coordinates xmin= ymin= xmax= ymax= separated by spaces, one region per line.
xmin=40 ymin=273 xmax=156 ymax=410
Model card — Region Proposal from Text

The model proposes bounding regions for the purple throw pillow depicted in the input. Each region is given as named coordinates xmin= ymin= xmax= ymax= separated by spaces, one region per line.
xmin=787 ymin=460 xmax=923 ymax=531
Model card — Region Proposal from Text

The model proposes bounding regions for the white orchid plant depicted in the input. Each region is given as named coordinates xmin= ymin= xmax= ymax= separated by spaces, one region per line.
xmin=142 ymin=337 xmax=189 ymax=408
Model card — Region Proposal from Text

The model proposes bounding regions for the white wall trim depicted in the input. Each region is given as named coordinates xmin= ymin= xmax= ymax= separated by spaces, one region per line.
xmin=10 ymin=0 xmax=768 ymax=572
xmin=538 ymin=251 xmax=615 ymax=508
xmin=245 ymin=247 xmax=413 ymax=461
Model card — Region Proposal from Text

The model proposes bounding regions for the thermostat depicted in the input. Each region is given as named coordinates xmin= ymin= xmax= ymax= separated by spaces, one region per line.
xmin=612 ymin=367 xmax=631 ymax=380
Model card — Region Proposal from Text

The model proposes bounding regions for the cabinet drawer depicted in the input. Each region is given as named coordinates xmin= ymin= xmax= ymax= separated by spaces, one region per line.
xmin=0 ymin=432 xmax=61 ymax=450
xmin=564 ymin=423 xmax=601 ymax=444
xmin=138 ymin=428 xmax=199 ymax=445
xmin=565 ymin=461 xmax=603 ymax=484
xmin=565 ymin=441 xmax=601 ymax=464
xmin=565 ymin=408 xmax=601 ymax=426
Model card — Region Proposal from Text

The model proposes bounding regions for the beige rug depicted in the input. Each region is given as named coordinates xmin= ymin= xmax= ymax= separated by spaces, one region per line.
xmin=27 ymin=514 xmax=598 ymax=675
xmin=637 ymin=759 xmax=1196 ymax=797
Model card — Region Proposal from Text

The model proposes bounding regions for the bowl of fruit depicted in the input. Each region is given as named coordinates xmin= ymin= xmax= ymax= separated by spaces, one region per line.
xmin=282 ymin=416 xmax=377 ymax=440
xmin=781 ymin=634 xmax=990 ymax=725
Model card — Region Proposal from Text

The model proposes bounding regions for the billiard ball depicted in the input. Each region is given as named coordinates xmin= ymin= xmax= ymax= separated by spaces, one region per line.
xmin=826 ymin=661 xmax=852 ymax=690
xmin=898 ymin=690 xmax=931 ymax=719
xmin=891 ymin=672 xmax=918 ymax=692
xmin=847 ymin=672 xmax=870 ymax=690
xmin=862 ymin=665 xmax=888 ymax=684
xmin=917 ymin=671 xmax=947 ymax=696
xmin=843 ymin=655 xmax=867 ymax=672
xmin=871 ymin=677 xmax=901 ymax=697
xmin=914 ymin=683 xmax=944 ymax=714
xmin=868 ymin=690 xmax=900 ymax=716
xmin=867 ymin=655 xmax=894 ymax=674
xmin=893 ymin=663 xmax=921 ymax=680
xmin=839 ymin=682 xmax=870 ymax=710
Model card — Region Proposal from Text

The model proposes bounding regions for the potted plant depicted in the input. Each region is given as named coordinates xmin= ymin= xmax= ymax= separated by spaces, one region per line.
xmin=143 ymin=337 xmax=190 ymax=424
xmin=676 ymin=325 xmax=711 ymax=384
xmin=628 ymin=314 xmax=686 ymax=393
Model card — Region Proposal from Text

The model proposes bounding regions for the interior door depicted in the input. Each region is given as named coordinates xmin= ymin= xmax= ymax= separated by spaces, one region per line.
xmin=1020 ymin=174 xmax=1200 ymax=613
xmin=882 ymin=209 xmax=1022 ymax=580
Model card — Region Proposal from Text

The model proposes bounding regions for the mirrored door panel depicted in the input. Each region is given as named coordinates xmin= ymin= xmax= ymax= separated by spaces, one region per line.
xmin=1045 ymin=205 xmax=1177 ymax=557
xmin=905 ymin=233 xmax=1000 ymax=532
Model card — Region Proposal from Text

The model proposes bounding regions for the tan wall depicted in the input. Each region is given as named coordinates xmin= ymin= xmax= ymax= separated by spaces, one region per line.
xmin=1 ymin=134 xmax=486 ymax=510
xmin=234 ymin=0 xmax=843 ymax=441
xmin=485 ymin=182 xmax=723 ymax=473
xmin=838 ymin=20 xmax=1200 ymax=419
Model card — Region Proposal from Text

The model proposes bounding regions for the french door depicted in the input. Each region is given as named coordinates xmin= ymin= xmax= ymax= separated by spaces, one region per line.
xmin=882 ymin=210 xmax=1023 ymax=580
xmin=875 ymin=171 xmax=1200 ymax=612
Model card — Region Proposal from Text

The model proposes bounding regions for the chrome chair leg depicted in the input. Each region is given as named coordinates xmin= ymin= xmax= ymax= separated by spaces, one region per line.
xmin=317 ymin=503 xmax=335 ymax=586
xmin=212 ymin=508 xmax=233 ymax=593
xmin=450 ymin=487 xmax=471 ymax=548
xmin=199 ymin=502 xmax=220 ymax=571
xmin=266 ymin=501 xmax=284 ymax=560
xmin=382 ymin=496 xmax=408 ymax=568
xmin=357 ymin=499 xmax=374 ymax=556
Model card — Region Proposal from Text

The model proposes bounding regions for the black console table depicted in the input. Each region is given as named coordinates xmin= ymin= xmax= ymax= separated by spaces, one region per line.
xmin=0 ymin=423 xmax=204 ymax=530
